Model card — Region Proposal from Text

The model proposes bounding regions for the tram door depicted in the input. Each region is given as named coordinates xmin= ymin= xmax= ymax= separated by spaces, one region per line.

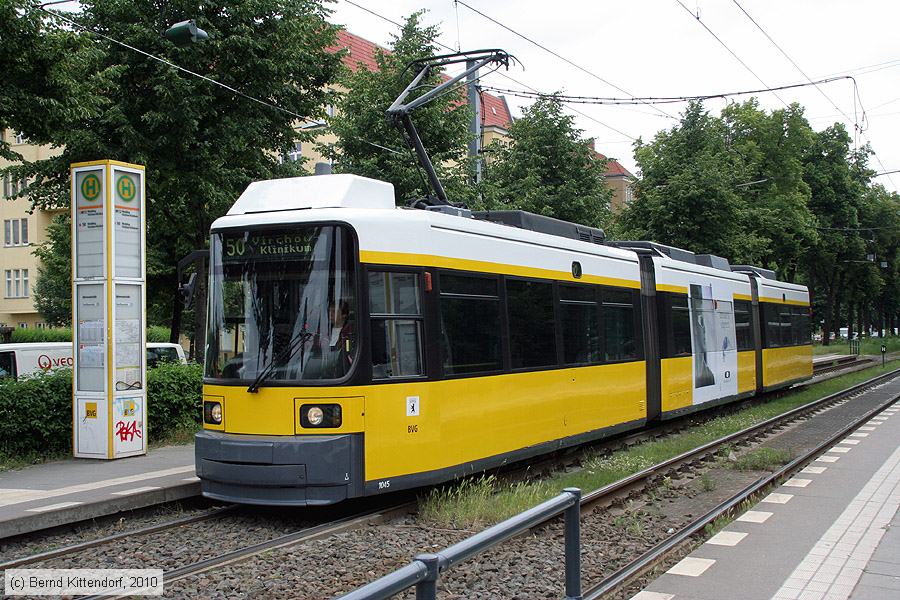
xmin=749 ymin=276 xmax=764 ymax=393
xmin=637 ymin=253 xmax=662 ymax=421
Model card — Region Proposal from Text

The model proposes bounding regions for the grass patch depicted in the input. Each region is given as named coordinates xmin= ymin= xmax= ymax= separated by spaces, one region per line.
xmin=150 ymin=424 xmax=201 ymax=448
xmin=814 ymin=335 xmax=900 ymax=356
xmin=0 ymin=449 xmax=70 ymax=473
xmin=730 ymin=447 xmax=793 ymax=471
xmin=418 ymin=360 xmax=900 ymax=527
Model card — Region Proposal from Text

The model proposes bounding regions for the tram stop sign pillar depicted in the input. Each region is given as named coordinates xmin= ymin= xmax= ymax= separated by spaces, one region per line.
xmin=71 ymin=160 xmax=147 ymax=459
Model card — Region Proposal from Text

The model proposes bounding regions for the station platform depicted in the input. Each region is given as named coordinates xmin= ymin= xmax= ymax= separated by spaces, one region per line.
xmin=634 ymin=395 xmax=900 ymax=599
xmin=0 ymin=444 xmax=197 ymax=539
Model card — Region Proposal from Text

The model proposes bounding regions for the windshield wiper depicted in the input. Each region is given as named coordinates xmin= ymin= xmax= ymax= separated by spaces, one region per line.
xmin=246 ymin=330 xmax=312 ymax=393
xmin=247 ymin=300 xmax=311 ymax=393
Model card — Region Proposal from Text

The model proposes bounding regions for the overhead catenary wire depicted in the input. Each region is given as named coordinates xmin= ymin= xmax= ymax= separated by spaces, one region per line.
xmin=673 ymin=0 xmax=789 ymax=108
xmin=453 ymin=0 xmax=676 ymax=121
xmin=340 ymin=0 xmax=638 ymax=141
xmin=31 ymin=2 xmax=406 ymax=158
xmin=727 ymin=0 xmax=895 ymax=191
xmin=477 ymin=75 xmax=860 ymax=106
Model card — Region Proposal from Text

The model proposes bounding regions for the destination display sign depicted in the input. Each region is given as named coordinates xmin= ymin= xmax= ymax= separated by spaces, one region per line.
xmin=222 ymin=231 xmax=316 ymax=261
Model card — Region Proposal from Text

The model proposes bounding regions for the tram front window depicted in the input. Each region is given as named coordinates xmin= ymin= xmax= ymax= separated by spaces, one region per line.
xmin=205 ymin=225 xmax=357 ymax=384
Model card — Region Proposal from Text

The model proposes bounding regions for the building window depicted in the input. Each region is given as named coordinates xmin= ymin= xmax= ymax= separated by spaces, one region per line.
xmin=18 ymin=322 xmax=27 ymax=329
xmin=5 ymin=269 xmax=28 ymax=298
xmin=14 ymin=132 xmax=26 ymax=144
xmin=4 ymin=218 xmax=28 ymax=246
xmin=281 ymin=142 xmax=302 ymax=163
xmin=625 ymin=185 xmax=634 ymax=204
xmin=36 ymin=322 xmax=47 ymax=329
xmin=2 ymin=176 xmax=28 ymax=198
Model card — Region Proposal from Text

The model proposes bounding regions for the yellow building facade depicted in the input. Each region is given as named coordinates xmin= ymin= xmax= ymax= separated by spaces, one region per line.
xmin=0 ymin=130 xmax=63 ymax=329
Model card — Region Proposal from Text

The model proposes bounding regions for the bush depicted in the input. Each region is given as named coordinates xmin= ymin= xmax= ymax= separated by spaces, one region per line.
xmin=7 ymin=325 xmax=172 ymax=344
xmin=146 ymin=361 xmax=203 ymax=439
xmin=0 ymin=369 xmax=73 ymax=458
xmin=0 ymin=363 xmax=202 ymax=461
xmin=11 ymin=327 xmax=73 ymax=343
xmin=147 ymin=325 xmax=172 ymax=343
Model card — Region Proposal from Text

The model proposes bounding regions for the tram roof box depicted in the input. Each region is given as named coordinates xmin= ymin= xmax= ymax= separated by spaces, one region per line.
xmin=608 ymin=241 xmax=697 ymax=264
xmin=695 ymin=254 xmax=731 ymax=271
xmin=731 ymin=264 xmax=777 ymax=279
xmin=473 ymin=210 xmax=605 ymax=245
xmin=227 ymin=174 xmax=395 ymax=215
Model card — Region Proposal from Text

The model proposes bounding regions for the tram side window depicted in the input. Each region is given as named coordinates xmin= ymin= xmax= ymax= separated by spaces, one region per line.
xmin=734 ymin=300 xmax=753 ymax=351
xmin=440 ymin=273 xmax=502 ymax=375
xmin=603 ymin=288 xmax=638 ymax=361
xmin=792 ymin=306 xmax=811 ymax=345
xmin=560 ymin=285 xmax=600 ymax=365
xmin=763 ymin=303 xmax=782 ymax=348
xmin=669 ymin=294 xmax=692 ymax=357
xmin=368 ymin=271 xmax=424 ymax=379
xmin=507 ymin=279 xmax=557 ymax=369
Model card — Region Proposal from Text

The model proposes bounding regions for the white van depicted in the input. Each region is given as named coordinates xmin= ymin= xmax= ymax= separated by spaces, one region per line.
xmin=0 ymin=342 xmax=187 ymax=380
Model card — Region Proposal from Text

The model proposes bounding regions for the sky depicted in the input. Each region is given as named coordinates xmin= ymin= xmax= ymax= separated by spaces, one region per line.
xmin=328 ymin=0 xmax=900 ymax=192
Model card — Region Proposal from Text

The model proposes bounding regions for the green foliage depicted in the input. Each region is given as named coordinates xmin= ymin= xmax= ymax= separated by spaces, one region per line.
xmin=146 ymin=361 xmax=202 ymax=440
xmin=615 ymin=98 xmax=900 ymax=343
xmin=32 ymin=213 xmax=72 ymax=326
xmin=0 ymin=369 xmax=72 ymax=460
xmin=10 ymin=327 xmax=72 ymax=342
xmin=146 ymin=325 xmax=172 ymax=343
xmin=3 ymin=0 xmax=344 ymax=343
xmin=323 ymin=11 xmax=473 ymax=205
xmin=619 ymin=101 xmax=744 ymax=257
xmin=480 ymin=95 xmax=612 ymax=228
xmin=0 ymin=362 xmax=201 ymax=465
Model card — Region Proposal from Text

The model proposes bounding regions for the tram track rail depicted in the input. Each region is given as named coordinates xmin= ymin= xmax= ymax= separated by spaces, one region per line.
xmin=80 ymin=502 xmax=414 ymax=600
xmin=0 ymin=506 xmax=238 ymax=571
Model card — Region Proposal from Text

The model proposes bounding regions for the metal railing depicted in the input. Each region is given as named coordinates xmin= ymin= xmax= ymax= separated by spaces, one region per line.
xmin=337 ymin=488 xmax=583 ymax=600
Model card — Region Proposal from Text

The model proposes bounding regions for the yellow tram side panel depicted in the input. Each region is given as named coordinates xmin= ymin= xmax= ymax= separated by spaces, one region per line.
xmin=203 ymin=361 xmax=645 ymax=483
xmin=660 ymin=356 xmax=692 ymax=412
xmin=364 ymin=362 xmax=646 ymax=481
xmin=762 ymin=345 xmax=813 ymax=388
xmin=737 ymin=350 xmax=756 ymax=395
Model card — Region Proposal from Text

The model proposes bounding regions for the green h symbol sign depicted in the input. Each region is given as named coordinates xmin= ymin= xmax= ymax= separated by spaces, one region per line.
xmin=117 ymin=175 xmax=136 ymax=201
xmin=81 ymin=174 xmax=101 ymax=201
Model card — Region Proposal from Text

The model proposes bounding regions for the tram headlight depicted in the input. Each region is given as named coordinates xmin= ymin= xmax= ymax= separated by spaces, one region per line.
xmin=300 ymin=404 xmax=342 ymax=428
xmin=307 ymin=406 xmax=324 ymax=426
xmin=204 ymin=401 xmax=223 ymax=425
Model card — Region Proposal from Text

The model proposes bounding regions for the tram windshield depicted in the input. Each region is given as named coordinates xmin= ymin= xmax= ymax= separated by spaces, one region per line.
xmin=205 ymin=225 xmax=357 ymax=384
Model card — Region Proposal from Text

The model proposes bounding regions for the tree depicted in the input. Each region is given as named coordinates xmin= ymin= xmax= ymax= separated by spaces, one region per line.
xmin=618 ymin=101 xmax=746 ymax=257
xmin=0 ymin=0 xmax=95 ymax=163
xmin=31 ymin=214 xmax=72 ymax=326
xmin=721 ymin=100 xmax=818 ymax=279
xmin=322 ymin=11 xmax=473 ymax=205
xmin=3 ymin=0 xmax=343 ymax=353
xmin=479 ymin=95 xmax=612 ymax=228
xmin=801 ymin=126 xmax=867 ymax=343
